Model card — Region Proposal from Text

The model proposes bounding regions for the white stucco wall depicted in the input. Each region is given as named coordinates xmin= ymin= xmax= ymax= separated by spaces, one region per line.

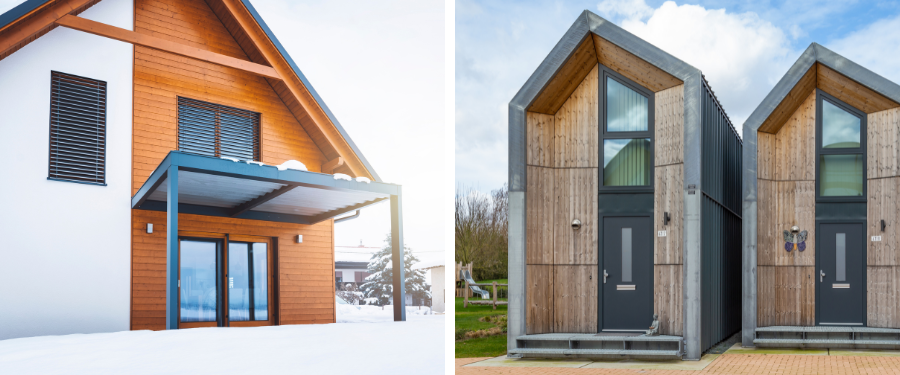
xmin=0 ymin=0 xmax=133 ymax=340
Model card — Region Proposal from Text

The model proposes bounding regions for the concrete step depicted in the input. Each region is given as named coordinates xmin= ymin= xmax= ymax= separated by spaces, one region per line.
xmin=514 ymin=333 xmax=683 ymax=359
xmin=509 ymin=348 xmax=681 ymax=358
xmin=755 ymin=326 xmax=900 ymax=349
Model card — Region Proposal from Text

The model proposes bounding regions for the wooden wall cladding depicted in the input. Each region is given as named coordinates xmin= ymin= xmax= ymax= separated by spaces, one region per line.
xmin=553 ymin=265 xmax=598 ymax=333
xmin=591 ymin=34 xmax=682 ymax=93
xmin=818 ymin=63 xmax=900 ymax=114
xmin=758 ymin=133 xmax=776 ymax=180
xmin=554 ymin=65 xmax=599 ymax=168
xmin=774 ymin=181 xmax=816 ymax=266
xmin=757 ymin=179 xmax=777 ymax=266
xmin=868 ymin=108 xmax=900 ymax=179
xmin=654 ymin=85 xmax=684 ymax=166
xmin=528 ymin=37 xmax=598 ymax=115
xmin=868 ymin=266 xmax=900 ymax=328
xmin=131 ymin=210 xmax=335 ymax=330
xmin=759 ymin=65 xmax=817 ymax=134
xmin=526 ymin=265 xmax=553 ymax=334
xmin=757 ymin=266 xmax=776 ymax=326
xmin=775 ymin=91 xmax=816 ymax=182
xmin=654 ymin=265 xmax=683 ymax=335
xmin=553 ymin=168 xmax=598 ymax=265
xmin=654 ymin=164 xmax=683 ymax=264
xmin=526 ymin=166 xmax=555 ymax=265
xmin=868 ymin=177 xmax=900 ymax=266
xmin=133 ymin=0 xmax=326 ymax=193
xmin=774 ymin=266 xmax=816 ymax=326
xmin=526 ymin=113 xmax=555 ymax=167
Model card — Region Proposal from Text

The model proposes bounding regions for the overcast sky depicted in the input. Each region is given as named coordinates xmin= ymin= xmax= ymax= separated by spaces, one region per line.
xmin=456 ymin=0 xmax=900 ymax=192
xmin=0 ymin=0 xmax=445 ymax=265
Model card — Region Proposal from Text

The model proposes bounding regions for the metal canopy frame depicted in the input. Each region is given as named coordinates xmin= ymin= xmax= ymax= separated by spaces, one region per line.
xmin=132 ymin=151 xmax=406 ymax=329
xmin=741 ymin=43 xmax=900 ymax=347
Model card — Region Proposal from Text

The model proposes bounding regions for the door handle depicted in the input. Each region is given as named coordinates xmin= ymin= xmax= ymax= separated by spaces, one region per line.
xmin=603 ymin=270 xmax=609 ymax=284
xmin=820 ymin=270 xmax=825 ymax=282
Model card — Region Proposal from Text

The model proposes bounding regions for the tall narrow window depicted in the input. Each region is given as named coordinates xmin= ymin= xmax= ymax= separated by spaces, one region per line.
xmin=48 ymin=71 xmax=107 ymax=185
xmin=816 ymin=90 xmax=866 ymax=200
xmin=178 ymin=97 xmax=261 ymax=161
xmin=835 ymin=233 xmax=846 ymax=282
xmin=600 ymin=69 xmax=654 ymax=189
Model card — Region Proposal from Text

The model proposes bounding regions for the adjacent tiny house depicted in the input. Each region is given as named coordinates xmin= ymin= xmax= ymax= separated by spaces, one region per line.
xmin=742 ymin=43 xmax=900 ymax=348
xmin=507 ymin=10 xmax=742 ymax=360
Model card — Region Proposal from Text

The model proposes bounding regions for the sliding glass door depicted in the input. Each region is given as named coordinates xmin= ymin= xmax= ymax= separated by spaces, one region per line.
xmin=179 ymin=239 xmax=223 ymax=328
xmin=228 ymin=241 xmax=269 ymax=322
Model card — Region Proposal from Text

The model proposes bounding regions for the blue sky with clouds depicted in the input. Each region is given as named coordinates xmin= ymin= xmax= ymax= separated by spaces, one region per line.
xmin=455 ymin=0 xmax=900 ymax=191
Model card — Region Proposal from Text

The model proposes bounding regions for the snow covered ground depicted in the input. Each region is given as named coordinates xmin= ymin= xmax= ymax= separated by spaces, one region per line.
xmin=0 ymin=305 xmax=444 ymax=374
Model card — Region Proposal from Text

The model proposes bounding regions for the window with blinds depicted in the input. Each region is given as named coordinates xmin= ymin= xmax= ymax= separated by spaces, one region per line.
xmin=48 ymin=71 xmax=107 ymax=185
xmin=177 ymin=97 xmax=260 ymax=161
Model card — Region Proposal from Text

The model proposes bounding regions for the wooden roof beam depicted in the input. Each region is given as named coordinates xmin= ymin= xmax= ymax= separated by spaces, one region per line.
xmin=0 ymin=0 xmax=99 ymax=61
xmin=55 ymin=14 xmax=281 ymax=80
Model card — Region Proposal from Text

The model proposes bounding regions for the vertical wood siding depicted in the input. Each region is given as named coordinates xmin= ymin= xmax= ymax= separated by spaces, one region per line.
xmin=867 ymin=108 xmax=900 ymax=327
xmin=554 ymin=65 xmax=598 ymax=168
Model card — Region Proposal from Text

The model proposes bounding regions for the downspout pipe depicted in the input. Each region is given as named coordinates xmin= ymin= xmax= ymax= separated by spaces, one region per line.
xmin=334 ymin=210 xmax=361 ymax=223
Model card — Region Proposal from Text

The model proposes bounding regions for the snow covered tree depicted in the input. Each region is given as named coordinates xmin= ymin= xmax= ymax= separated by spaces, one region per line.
xmin=359 ymin=234 xmax=430 ymax=306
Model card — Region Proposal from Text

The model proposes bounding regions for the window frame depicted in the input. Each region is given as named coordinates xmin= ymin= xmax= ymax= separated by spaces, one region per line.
xmin=815 ymin=89 xmax=867 ymax=203
xmin=47 ymin=71 xmax=108 ymax=186
xmin=176 ymin=96 xmax=262 ymax=161
xmin=598 ymin=65 xmax=655 ymax=193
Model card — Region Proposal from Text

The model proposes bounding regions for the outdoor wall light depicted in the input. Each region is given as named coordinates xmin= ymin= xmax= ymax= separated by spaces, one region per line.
xmin=882 ymin=220 xmax=887 ymax=232
xmin=571 ymin=219 xmax=582 ymax=231
xmin=147 ymin=223 xmax=153 ymax=234
xmin=664 ymin=212 xmax=671 ymax=226
xmin=296 ymin=234 xmax=303 ymax=243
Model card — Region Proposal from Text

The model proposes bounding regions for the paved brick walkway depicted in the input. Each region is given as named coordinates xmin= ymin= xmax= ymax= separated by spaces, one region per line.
xmin=456 ymin=354 xmax=900 ymax=374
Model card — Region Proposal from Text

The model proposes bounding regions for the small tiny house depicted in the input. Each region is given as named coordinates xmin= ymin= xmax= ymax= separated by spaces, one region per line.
xmin=742 ymin=43 xmax=900 ymax=348
xmin=507 ymin=10 xmax=742 ymax=360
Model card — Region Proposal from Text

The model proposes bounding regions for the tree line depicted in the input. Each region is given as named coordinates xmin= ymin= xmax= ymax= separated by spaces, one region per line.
xmin=455 ymin=184 xmax=508 ymax=281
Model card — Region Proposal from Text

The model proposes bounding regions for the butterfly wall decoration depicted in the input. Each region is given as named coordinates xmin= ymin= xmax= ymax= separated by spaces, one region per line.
xmin=783 ymin=225 xmax=808 ymax=252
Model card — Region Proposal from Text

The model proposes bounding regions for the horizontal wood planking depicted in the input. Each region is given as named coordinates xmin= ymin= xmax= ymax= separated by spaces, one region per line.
xmin=133 ymin=0 xmax=326 ymax=194
xmin=654 ymin=85 xmax=684 ymax=166
xmin=868 ymin=108 xmax=900 ymax=179
xmin=775 ymin=91 xmax=816 ymax=182
xmin=554 ymin=65 xmax=599 ymax=168
xmin=526 ymin=166 xmax=554 ymax=265
xmin=759 ymin=65 xmax=817 ymax=134
xmin=131 ymin=210 xmax=335 ymax=330
xmin=868 ymin=266 xmax=900 ymax=328
xmin=526 ymin=112 xmax=555 ymax=167
xmin=758 ymin=132 xmax=776 ymax=180
xmin=591 ymin=34 xmax=682 ymax=93
xmin=553 ymin=168 xmax=598 ymax=265
xmin=528 ymin=37 xmax=598 ymax=115
xmin=654 ymin=264 xmax=683 ymax=335
xmin=868 ymin=177 xmax=900 ymax=266
xmin=654 ymin=164 xmax=683 ymax=265
xmin=553 ymin=265 xmax=597 ymax=333
xmin=757 ymin=179 xmax=777 ymax=266
xmin=757 ymin=266 xmax=775 ymax=326
xmin=774 ymin=181 xmax=816 ymax=266
xmin=526 ymin=265 xmax=553 ymax=334
xmin=818 ymin=63 xmax=900 ymax=114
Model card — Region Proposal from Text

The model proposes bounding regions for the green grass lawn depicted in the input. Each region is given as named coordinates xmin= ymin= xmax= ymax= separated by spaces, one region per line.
xmin=455 ymin=296 xmax=508 ymax=358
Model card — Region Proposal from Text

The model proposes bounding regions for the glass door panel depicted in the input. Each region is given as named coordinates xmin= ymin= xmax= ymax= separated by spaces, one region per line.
xmin=252 ymin=243 xmax=268 ymax=321
xmin=228 ymin=241 xmax=269 ymax=322
xmin=180 ymin=240 xmax=218 ymax=323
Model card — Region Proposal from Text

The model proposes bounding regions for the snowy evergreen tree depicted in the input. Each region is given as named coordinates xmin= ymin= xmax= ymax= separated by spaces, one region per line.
xmin=359 ymin=234 xmax=430 ymax=306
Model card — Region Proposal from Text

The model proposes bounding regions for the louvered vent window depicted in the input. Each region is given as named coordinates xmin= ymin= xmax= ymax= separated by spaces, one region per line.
xmin=48 ymin=71 xmax=107 ymax=185
xmin=177 ymin=97 xmax=260 ymax=161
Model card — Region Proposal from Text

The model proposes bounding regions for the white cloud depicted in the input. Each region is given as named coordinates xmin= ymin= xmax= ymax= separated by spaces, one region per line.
xmin=828 ymin=14 xmax=900 ymax=85
xmin=596 ymin=0 xmax=653 ymax=22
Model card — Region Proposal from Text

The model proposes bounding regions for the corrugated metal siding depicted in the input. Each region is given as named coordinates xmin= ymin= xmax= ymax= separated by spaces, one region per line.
xmin=700 ymin=80 xmax=742 ymax=352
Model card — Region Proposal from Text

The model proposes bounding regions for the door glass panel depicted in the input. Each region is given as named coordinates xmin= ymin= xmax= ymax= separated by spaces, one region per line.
xmin=819 ymin=154 xmax=864 ymax=196
xmin=180 ymin=240 xmax=217 ymax=322
xmin=604 ymin=139 xmax=651 ymax=186
xmin=836 ymin=233 xmax=846 ymax=282
xmin=252 ymin=243 xmax=268 ymax=321
xmin=607 ymin=78 xmax=648 ymax=132
xmin=622 ymin=228 xmax=632 ymax=282
xmin=228 ymin=243 xmax=251 ymax=321
xmin=822 ymin=100 xmax=861 ymax=148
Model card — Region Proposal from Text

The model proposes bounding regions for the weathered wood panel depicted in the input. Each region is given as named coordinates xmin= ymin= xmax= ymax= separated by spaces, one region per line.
xmin=526 ymin=265 xmax=553 ymax=334
xmin=758 ymin=132 xmax=776 ymax=180
xmin=592 ymin=34 xmax=682 ymax=93
xmin=526 ymin=166 xmax=555 ymax=265
xmin=654 ymin=164 xmax=683 ymax=264
xmin=131 ymin=210 xmax=335 ymax=330
xmin=818 ymin=63 xmax=900 ymax=114
xmin=868 ymin=108 xmax=900 ymax=179
xmin=528 ymin=38 xmax=598 ymax=115
xmin=757 ymin=266 xmax=776 ymax=327
xmin=133 ymin=0 xmax=326 ymax=194
xmin=526 ymin=112 xmax=555 ymax=167
xmin=868 ymin=266 xmax=900 ymax=328
xmin=553 ymin=168 xmax=598 ymax=265
xmin=774 ymin=181 xmax=816 ymax=266
xmin=775 ymin=91 xmax=816 ymax=182
xmin=553 ymin=265 xmax=597 ymax=333
xmin=774 ymin=266 xmax=815 ymax=326
xmin=759 ymin=65 xmax=816 ymax=134
xmin=868 ymin=177 xmax=900 ymax=266
xmin=654 ymin=265 xmax=683 ymax=335
xmin=655 ymin=85 xmax=684 ymax=166
xmin=757 ymin=179 xmax=777 ymax=266
xmin=554 ymin=65 xmax=599 ymax=168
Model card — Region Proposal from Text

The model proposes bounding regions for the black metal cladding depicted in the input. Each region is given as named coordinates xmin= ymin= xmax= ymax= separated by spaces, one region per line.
xmin=700 ymin=80 xmax=742 ymax=352
xmin=177 ymin=97 xmax=261 ymax=161
xmin=48 ymin=71 xmax=107 ymax=185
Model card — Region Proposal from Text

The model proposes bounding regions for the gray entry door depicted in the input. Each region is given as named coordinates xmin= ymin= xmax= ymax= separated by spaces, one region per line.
xmin=818 ymin=223 xmax=865 ymax=326
xmin=602 ymin=216 xmax=653 ymax=331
